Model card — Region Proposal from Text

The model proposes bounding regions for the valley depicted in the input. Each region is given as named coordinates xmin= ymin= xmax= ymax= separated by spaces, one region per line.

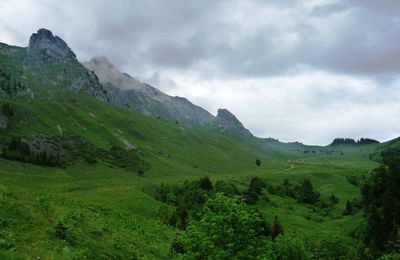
xmin=0 ymin=28 xmax=398 ymax=259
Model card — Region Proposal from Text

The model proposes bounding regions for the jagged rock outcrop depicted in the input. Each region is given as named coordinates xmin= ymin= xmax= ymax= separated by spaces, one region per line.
xmin=215 ymin=109 xmax=252 ymax=138
xmin=24 ymin=28 xmax=76 ymax=68
xmin=21 ymin=29 xmax=108 ymax=101
xmin=83 ymin=57 xmax=215 ymax=126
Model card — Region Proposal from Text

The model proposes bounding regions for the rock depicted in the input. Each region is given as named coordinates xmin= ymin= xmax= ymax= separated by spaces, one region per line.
xmin=24 ymin=28 xmax=76 ymax=68
xmin=215 ymin=108 xmax=253 ymax=138
xmin=19 ymin=29 xmax=109 ymax=102
xmin=83 ymin=56 xmax=215 ymax=127
xmin=0 ymin=115 xmax=9 ymax=130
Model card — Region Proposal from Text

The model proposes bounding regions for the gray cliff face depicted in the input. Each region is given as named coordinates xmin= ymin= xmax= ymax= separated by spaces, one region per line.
xmin=83 ymin=57 xmax=215 ymax=127
xmin=215 ymin=109 xmax=252 ymax=138
xmin=22 ymin=29 xmax=108 ymax=102
xmin=24 ymin=28 xmax=76 ymax=68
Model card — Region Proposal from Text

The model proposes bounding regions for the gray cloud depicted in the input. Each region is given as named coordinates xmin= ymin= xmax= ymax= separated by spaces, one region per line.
xmin=0 ymin=0 xmax=399 ymax=144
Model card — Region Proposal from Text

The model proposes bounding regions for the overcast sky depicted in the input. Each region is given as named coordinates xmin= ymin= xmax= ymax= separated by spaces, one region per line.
xmin=1 ymin=0 xmax=400 ymax=145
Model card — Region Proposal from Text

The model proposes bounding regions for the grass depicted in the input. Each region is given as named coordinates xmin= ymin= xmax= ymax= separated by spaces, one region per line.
xmin=0 ymin=92 xmax=381 ymax=258
xmin=0 ymin=41 xmax=385 ymax=258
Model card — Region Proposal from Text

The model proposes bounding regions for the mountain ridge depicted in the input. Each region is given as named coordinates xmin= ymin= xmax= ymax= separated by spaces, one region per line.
xmin=0 ymin=28 xmax=253 ymax=137
xmin=83 ymin=55 xmax=253 ymax=135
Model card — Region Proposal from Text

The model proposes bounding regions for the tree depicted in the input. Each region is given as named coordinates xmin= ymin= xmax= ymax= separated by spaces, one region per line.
xmin=363 ymin=155 xmax=400 ymax=254
xmin=329 ymin=194 xmax=339 ymax=205
xmin=175 ymin=194 xmax=270 ymax=259
xmin=249 ymin=177 xmax=266 ymax=195
xmin=199 ymin=176 xmax=213 ymax=190
xmin=256 ymin=159 xmax=261 ymax=167
xmin=271 ymin=216 xmax=284 ymax=241
xmin=1 ymin=104 xmax=14 ymax=117
xmin=245 ymin=177 xmax=267 ymax=204
xmin=343 ymin=201 xmax=354 ymax=215
xmin=271 ymin=234 xmax=310 ymax=260
xmin=214 ymin=180 xmax=240 ymax=197
xmin=298 ymin=178 xmax=318 ymax=204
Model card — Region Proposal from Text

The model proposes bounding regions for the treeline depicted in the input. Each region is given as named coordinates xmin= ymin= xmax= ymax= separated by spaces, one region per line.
xmin=361 ymin=148 xmax=400 ymax=258
xmin=154 ymin=177 xmax=282 ymax=231
xmin=0 ymin=68 xmax=26 ymax=96
xmin=0 ymin=134 xmax=150 ymax=174
xmin=154 ymin=176 xmax=352 ymax=230
xmin=1 ymin=137 xmax=66 ymax=167
xmin=331 ymin=137 xmax=379 ymax=146
xmin=154 ymin=177 xmax=364 ymax=259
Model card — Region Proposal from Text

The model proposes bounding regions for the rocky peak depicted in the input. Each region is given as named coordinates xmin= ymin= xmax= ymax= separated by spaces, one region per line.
xmin=82 ymin=56 xmax=144 ymax=92
xmin=24 ymin=28 xmax=76 ymax=67
xmin=215 ymin=108 xmax=252 ymax=138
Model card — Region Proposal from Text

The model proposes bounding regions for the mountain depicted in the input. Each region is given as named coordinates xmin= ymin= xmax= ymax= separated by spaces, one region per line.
xmin=0 ymin=29 xmax=108 ymax=101
xmin=0 ymin=28 xmax=254 ymax=136
xmin=215 ymin=108 xmax=253 ymax=137
xmin=24 ymin=28 xmax=76 ymax=68
xmin=83 ymin=56 xmax=216 ymax=127
xmin=0 ymin=28 xmax=395 ymax=259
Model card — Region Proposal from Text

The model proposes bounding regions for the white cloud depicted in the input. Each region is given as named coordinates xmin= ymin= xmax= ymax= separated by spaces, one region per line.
xmin=155 ymin=68 xmax=400 ymax=145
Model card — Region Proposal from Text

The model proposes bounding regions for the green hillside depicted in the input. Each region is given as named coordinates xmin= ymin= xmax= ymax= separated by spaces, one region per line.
xmin=0 ymin=39 xmax=395 ymax=259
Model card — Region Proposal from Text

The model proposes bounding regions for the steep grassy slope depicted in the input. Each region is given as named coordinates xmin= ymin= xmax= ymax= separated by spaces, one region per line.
xmin=0 ymin=35 xmax=385 ymax=258
xmin=0 ymin=92 xmax=380 ymax=258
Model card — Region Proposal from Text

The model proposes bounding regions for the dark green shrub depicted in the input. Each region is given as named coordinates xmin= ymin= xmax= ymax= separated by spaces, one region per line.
xmin=256 ymin=159 xmax=261 ymax=166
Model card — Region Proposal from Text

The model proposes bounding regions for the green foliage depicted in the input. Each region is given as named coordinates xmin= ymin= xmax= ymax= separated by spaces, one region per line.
xmin=99 ymin=146 xmax=150 ymax=175
xmin=199 ymin=176 xmax=213 ymax=190
xmin=214 ymin=180 xmax=241 ymax=197
xmin=329 ymin=194 xmax=339 ymax=205
xmin=256 ymin=158 xmax=261 ymax=166
xmin=269 ymin=234 xmax=311 ymax=260
xmin=244 ymin=176 xmax=267 ymax=204
xmin=310 ymin=236 xmax=360 ymax=260
xmin=1 ymin=103 xmax=13 ymax=117
xmin=381 ymin=148 xmax=400 ymax=165
xmin=155 ymin=178 xmax=214 ymax=229
xmin=271 ymin=216 xmax=284 ymax=241
xmin=362 ymin=155 xmax=400 ymax=254
xmin=298 ymin=178 xmax=319 ymax=204
xmin=0 ymin=230 xmax=15 ymax=249
xmin=1 ymin=137 xmax=66 ymax=167
xmin=175 ymin=194 xmax=270 ymax=259
xmin=343 ymin=200 xmax=354 ymax=215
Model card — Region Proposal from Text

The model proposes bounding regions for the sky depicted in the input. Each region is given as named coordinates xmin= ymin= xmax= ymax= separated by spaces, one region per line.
xmin=1 ymin=0 xmax=400 ymax=145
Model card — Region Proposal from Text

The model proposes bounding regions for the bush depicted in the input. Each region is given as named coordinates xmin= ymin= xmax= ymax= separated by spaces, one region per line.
xmin=214 ymin=180 xmax=240 ymax=197
xmin=310 ymin=236 xmax=361 ymax=260
xmin=1 ymin=103 xmax=13 ymax=117
xmin=269 ymin=234 xmax=311 ymax=260
xmin=256 ymin=159 xmax=261 ymax=166
xmin=271 ymin=216 xmax=284 ymax=241
xmin=174 ymin=194 xmax=271 ymax=259
xmin=298 ymin=178 xmax=319 ymax=204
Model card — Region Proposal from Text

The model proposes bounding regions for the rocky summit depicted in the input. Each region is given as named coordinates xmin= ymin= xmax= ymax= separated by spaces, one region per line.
xmin=0 ymin=28 xmax=254 ymax=137
xmin=215 ymin=108 xmax=253 ymax=137
xmin=24 ymin=28 xmax=76 ymax=68
xmin=83 ymin=56 xmax=216 ymax=127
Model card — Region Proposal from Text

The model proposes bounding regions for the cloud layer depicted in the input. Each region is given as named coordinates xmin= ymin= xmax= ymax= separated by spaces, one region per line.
xmin=1 ymin=0 xmax=399 ymax=144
